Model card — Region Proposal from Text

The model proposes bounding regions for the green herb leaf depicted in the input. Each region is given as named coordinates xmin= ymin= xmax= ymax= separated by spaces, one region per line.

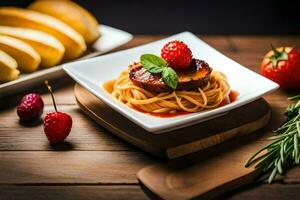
xmin=140 ymin=54 xmax=168 ymax=73
xmin=288 ymin=94 xmax=300 ymax=101
xmin=140 ymin=54 xmax=179 ymax=89
xmin=245 ymin=95 xmax=300 ymax=183
xmin=162 ymin=67 xmax=178 ymax=89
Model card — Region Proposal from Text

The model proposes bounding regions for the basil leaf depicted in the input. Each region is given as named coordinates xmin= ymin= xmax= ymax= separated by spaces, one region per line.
xmin=140 ymin=54 xmax=168 ymax=73
xmin=145 ymin=65 xmax=164 ymax=73
xmin=162 ymin=67 xmax=178 ymax=89
xmin=140 ymin=54 xmax=178 ymax=90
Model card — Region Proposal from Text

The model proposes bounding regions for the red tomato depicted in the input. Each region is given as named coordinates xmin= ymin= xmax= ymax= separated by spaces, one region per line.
xmin=261 ymin=46 xmax=300 ymax=89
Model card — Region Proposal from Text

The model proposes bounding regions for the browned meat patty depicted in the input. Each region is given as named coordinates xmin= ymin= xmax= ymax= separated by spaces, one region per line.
xmin=129 ymin=59 xmax=212 ymax=93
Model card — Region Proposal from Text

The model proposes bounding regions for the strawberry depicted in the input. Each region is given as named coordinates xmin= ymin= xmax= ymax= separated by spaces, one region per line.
xmin=44 ymin=112 xmax=72 ymax=143
xmin=17 ymin=93 xmax=44 ymax=121
xmin=161 ymin=40 xmax=193 ymax=69
xmin=43 ymin=80 xmax=72 ymax=143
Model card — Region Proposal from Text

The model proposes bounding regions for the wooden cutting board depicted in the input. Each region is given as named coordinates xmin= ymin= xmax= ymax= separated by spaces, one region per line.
xmin=137 ymin=135 xmax=269 ymax=200
xmin=74 ymin=84 xmax=271 ymax=160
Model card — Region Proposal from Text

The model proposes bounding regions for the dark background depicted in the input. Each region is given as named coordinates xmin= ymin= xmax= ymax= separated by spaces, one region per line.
xmin=1 ymin=0 xmax=299 ymax=34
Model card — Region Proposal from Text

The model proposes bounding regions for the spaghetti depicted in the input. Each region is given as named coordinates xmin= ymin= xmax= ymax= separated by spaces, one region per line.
xmin=108 ymin=70 xmax=231 ymax=114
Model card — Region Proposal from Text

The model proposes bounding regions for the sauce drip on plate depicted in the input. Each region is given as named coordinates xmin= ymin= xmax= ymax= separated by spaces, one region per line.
xmin=103 ymin=80 xmax=115 ymax=94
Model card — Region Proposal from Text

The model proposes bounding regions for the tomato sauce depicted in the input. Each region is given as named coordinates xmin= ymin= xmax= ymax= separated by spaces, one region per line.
xmin=148 ymin=111 xmax=190 ymax=118
xmin=229 ymin=90 xmax=239 ymax=102
xmin=103 ymin=80 xmax=115 ymax=94
xmin=218 ymin=90 xmax=239 ymax=107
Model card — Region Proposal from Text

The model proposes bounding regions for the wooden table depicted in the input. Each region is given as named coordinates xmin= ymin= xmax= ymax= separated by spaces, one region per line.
xmin=1 ymin=35 xmax=300 ymax=200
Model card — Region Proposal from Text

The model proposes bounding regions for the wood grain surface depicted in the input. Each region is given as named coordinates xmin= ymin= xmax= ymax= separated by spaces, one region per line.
xmin=1 ymin=35 xmax=300 ymax=200
xmin=137 ymin=133 xmax=268 ymax=200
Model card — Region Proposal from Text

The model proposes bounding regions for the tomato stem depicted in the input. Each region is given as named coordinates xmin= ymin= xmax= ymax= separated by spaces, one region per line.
xmin=271 ymin=44 xmax=280 ymax=58
xmin=269 ymin=44 xmax=288 ymax=69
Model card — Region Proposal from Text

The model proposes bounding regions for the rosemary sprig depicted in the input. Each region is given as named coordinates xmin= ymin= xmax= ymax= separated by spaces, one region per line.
xmin=245 ymin=95 xmax=300 ymax=183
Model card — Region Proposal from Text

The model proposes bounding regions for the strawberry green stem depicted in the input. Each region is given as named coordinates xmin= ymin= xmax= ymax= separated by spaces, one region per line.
xmin=45 ymin=80 xmax=57 ymax=112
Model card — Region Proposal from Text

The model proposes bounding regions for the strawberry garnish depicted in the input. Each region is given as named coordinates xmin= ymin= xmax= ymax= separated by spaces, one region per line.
xmin=161 ymin=40 xmax=192 ymax=69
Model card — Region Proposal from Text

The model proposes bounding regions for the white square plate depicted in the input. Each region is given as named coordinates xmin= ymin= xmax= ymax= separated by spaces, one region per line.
xmin=63 ymin=32 xmax=278 ymax=134
xmin=0 ymin=25 xmax=133 ymax=97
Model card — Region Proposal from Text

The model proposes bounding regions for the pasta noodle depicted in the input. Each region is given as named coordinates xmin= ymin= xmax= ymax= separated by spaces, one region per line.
xmin=109 ymin=70 xmax=231 ymax=114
